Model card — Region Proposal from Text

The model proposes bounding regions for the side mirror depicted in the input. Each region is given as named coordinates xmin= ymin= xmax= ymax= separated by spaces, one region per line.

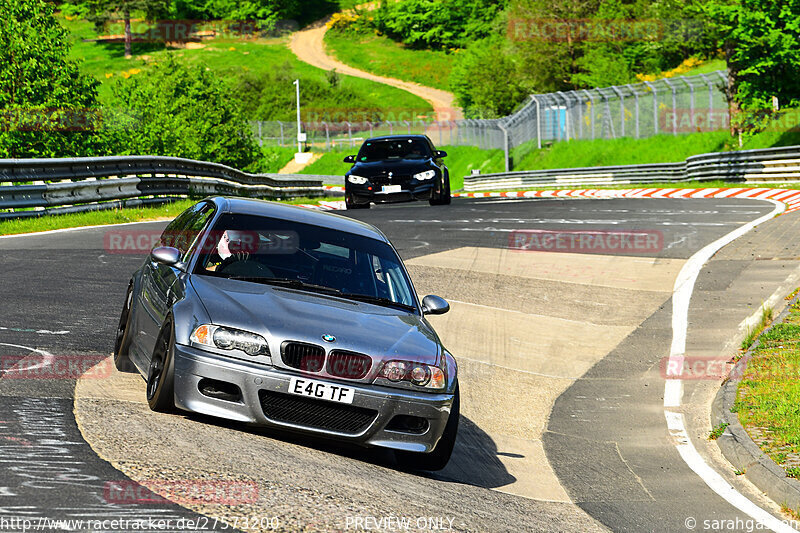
xmin=435 ymin=150 xmax=447 ymax=158
xmin=421 ymin=295 xmax=450 ymax=315
xmin=151 ymin=246 xmax=184 ymax=269
xmin=343 ymin=155 xmax=356 ymax=163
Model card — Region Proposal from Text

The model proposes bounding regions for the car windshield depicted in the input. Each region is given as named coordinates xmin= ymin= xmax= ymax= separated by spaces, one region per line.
xmin=193 ymin=213 xmax=417 ymax=310
xmin=357 ymin=138 xmax=431 ymax=162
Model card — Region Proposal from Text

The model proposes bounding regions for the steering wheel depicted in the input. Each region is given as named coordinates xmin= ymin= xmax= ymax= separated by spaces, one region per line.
xmin=217 ymin=256 xmax=275 ymax=278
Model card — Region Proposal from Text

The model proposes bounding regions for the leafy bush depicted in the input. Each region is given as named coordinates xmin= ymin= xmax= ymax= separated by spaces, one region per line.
xmin=0 ymin=0 xmax=106 ymax=158
xmin=106 ymin=56 xmax=261 ymax=169
xmin=372 ymin=0 xmax=506 ymax=50
xmin=450 ymin=38 xmax=526 ymax=118
xmin=232 ymin=63 xmax=384 ymax=123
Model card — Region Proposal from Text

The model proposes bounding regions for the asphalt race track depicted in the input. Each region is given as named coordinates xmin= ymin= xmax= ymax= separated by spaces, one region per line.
xmin=2 ymin=196 xmax=800 ymax=532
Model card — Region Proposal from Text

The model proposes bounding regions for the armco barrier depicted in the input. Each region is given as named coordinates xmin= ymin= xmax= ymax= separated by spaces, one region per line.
xmin=0 ymin=156 xmax=340 ymax=220
xmin=463 ymin=145 xmax=800 ymax=191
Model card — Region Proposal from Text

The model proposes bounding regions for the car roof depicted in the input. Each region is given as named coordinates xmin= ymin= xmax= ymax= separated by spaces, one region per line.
xmin=207 ymin=197 xmax=390 ymax=242
xmin=363 ymin=134 xmax=432 ymax=144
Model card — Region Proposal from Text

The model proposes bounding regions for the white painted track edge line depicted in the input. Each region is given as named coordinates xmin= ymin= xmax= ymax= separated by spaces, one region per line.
xmin=663 ymin=198 xmax=795 ymax=532
xmin=0 ymin=219 xmax=167 ymax=240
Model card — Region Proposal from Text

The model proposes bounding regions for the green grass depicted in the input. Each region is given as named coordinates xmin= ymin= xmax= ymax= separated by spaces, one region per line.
xmin=741 ymin=305 xmax=775 ymax=351
xmin=0 ymin=196 xmax=342 ymax=236
xmin=681 ymin=58 xmax=727 ymax=77
xmin=299 ymin=145 xmax=504 ymax=190
xmin=709 ymin=422 xmax=729 ymax=440
xmin=735 ymin=297 xmax=800 ymax=477
xmin=255 ymin=146 xmax=297 ymax=173
xmin=324 ymin=29 xmax=453 ymax=93
xmin=512 ymin=132 xmax=736 ymax=171
xmin=61 ymin=16 xmax=433 ymax=117
xmin=510 ymin=111 xmax=800 ymax=173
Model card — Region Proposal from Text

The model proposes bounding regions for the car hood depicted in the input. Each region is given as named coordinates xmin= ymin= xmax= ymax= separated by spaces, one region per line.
xmin=190 ymin=275 xmax=441 ymax=365
xmin=349 ymin=159 xmax=434 ymax=177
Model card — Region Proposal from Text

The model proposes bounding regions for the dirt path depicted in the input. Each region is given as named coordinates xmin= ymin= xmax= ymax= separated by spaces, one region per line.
xmin=288 ymin=16 xmax=463 ymax=122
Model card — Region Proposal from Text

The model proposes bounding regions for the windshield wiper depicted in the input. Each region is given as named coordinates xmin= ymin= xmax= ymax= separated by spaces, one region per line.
xmin=338 ymin=293 xmax=416 ymax=312
xmin=224 ymin=277 xmax=415 ymax=311
xmin=226 ymin=277 xmax=342 ymax=295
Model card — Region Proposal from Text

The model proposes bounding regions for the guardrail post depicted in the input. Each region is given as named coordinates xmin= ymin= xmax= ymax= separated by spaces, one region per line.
xmin=611 ymin=86 xmax=625 ymax=138
xmin=626 ymin=84 xmax=640 ymax=139
xmin=682 ymin=77 xmax=695 ymax=127
xmin=663 ymin=78 xmax=678 ymax=136
xmin=531 ymin=96 xmax=542 ymax=149
xmin=583 ymin=90 xmax=596 ymax=140
xmin=497 ymin=123 xmax=510 ymax=172
xmin=643 ymin=81 xmax=658 ymax=135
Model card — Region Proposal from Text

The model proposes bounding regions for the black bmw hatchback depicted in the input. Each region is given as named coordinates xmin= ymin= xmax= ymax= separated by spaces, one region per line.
xmin=343 ymin=135 xmax=451 ymax=209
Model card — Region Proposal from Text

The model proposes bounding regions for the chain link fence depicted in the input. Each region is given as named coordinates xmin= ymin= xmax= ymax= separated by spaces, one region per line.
xmin=251 ymin=70 xmax=731 ymax=169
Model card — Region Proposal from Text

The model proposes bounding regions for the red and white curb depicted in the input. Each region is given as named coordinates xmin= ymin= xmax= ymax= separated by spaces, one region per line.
xmin=298 ymin=186 xmax=345 ymax=211
xmin=454 ymin=188 xmax=800 ymax=213
xmin=298 ymin=200 xmax=346 ymax=211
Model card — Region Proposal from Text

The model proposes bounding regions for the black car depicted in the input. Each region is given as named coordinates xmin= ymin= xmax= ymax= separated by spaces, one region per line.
xmin=343 ymin=135 xmax=451 ymax=209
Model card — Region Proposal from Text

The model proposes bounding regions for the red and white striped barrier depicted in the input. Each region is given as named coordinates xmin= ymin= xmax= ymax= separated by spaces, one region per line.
xmin=453 ymin=188 xmax=800 ymax=213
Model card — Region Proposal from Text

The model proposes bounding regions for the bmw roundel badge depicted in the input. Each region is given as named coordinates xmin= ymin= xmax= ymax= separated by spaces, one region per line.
xmin=322 ymin=334 xmax=336 ymax=343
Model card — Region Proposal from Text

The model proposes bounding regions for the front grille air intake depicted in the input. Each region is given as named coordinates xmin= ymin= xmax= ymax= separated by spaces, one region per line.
xmin=258 ymin=390 xmax=377 ymax=434
xmin=326 ymin=350 xmax=372 ymax=379
xmin=281 ymin=341 xmax=325 ymax=373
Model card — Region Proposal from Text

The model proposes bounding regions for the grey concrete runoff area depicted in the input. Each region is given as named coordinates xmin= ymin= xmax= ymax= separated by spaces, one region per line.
xmin=2 ymin=196 xmax=800 ymax=532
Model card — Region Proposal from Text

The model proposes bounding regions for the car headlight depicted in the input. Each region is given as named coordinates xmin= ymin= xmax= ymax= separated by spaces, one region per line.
xmin=347 ymin=175 xmax=368 ymax=185
xmin=376 ymin=360 xmax=446 ymax=391
xmin=413 ymin=170 xmax=436 ymax=181
xmin=190 ymin=325 xmax=269 ymax=357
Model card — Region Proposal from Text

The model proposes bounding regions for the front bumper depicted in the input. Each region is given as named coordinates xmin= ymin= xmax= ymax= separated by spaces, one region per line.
xmin=347 ymin=181 xmax=435 ymax=204
xmin=172 ymin=343 xmax=454 ymax=453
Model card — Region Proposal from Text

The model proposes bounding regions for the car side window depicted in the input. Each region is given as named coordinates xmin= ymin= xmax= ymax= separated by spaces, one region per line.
xmin=180 ymin=205 xmax=215 ymax=261
xmin=159 ymin=202 xmax=214 ymax=257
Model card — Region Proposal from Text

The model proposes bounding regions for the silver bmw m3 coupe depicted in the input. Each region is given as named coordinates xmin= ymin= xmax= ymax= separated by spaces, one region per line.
xmin=114 ymin=197 xmax=459 ymax=471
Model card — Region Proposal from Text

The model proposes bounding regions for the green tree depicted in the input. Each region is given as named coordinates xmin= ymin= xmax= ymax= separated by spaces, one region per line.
xmin=373 ymin=0 xmax=506 ymax=50
xmin=450 ymin=38 xmax=526 ymax=117
xmin=0 ymin=0 xmax=105 ymax=158
xmin=72 ymin=0 xmax=170 ymax=57
xmin=108 ymin=57 xmax=261 ymax=169
xmin=706 ymin=0 xmax=800 ymax=135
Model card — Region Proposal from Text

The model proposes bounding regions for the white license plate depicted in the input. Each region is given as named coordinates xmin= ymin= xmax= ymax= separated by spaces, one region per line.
xmin=381 ymin=185 xmax=402 ymax=193
xmin=288 ymin=377 xmax=355 ymax=404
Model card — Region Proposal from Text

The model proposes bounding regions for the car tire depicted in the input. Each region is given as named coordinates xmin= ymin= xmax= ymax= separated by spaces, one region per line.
xmin=147 ymin=321 xmax=176 ymax=413
xmin=395 ymin=383 xmax=459 ymax=471
xmin=113 ymin=282 xmax=137 ymax=373
xmin=346 ymin=199 xmax=370 ymax=210
xmin=429 ymin=177 xmax=451 ymax=206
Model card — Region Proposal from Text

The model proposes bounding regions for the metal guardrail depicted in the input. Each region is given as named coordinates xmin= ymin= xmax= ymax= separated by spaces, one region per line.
xmin=0 ymin=156 xmax=340 ymax=220
xmin=463 ymin=146 xmax=800 ymax=191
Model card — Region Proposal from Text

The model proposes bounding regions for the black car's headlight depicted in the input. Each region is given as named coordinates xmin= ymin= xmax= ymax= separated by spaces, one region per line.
xmin=413 ymin=170 xmax=436 ymax=181
xmin=190 ymin=324 xmax=269 ymax=357
xmin=375 ymin=360 xmax=446 ymax=391
xmin=347 ymin=175 xmax=369 ymax=184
